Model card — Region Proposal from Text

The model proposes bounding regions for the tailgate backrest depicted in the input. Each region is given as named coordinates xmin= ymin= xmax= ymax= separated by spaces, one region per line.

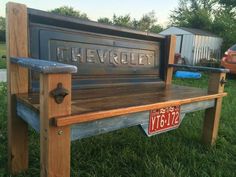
xmin=28 ymin=8 xmax=167 ymax=90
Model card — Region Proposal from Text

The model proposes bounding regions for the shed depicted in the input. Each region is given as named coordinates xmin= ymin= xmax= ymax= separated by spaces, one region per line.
xmin=159 ymin=27 xmax=223 ymax=65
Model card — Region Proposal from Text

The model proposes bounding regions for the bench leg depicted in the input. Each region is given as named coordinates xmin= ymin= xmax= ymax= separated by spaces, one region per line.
xmin=8 ymin=97 xmax=28 ymax=174
xmin=6 ymin=3 xmax=29 ymax=174
xmin=40 ymin=73 xmax=71 ymax=177
xmin=40 ymin=126 xmax=71 ymax=177
xmin=202 ymin=73 xmax=225 ymax=145
xmin=8 ymin=66 xmax=29 ymax=174
xmin=202 ymin=98 xmax=223 ymax=145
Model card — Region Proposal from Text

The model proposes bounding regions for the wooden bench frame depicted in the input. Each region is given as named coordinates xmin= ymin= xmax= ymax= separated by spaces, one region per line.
xmin=6 ymin=2 xmax=229 ymax=176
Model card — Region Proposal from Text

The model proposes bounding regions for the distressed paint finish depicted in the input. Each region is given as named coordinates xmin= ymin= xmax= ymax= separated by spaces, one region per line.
xmin=16 ymin=99 xmax=215 ymax=140
xmin=11 ymin=57 xmax=77 ymax=74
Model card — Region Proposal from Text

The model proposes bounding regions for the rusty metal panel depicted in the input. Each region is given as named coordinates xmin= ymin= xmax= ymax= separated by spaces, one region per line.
xmin=28 ymin=8 xmax=165 ymax=90
xmin=29 ymin=22 xmax=161 ymax=89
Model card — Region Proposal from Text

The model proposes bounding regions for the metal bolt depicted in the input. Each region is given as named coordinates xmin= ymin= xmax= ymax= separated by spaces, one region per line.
xmin=58 ymin=130 xmax=63 ymax=135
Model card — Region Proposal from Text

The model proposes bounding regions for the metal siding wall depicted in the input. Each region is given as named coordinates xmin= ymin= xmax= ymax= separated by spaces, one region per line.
xmin=160 ymin=27 xmax=223 ymax=65
xmin=193 ymin=35 xmax=223 ymax=65
xmin=181 ymin=35 xmax=194 ymax=64
xmin=175 ymin=35 xmax=182 ymax=53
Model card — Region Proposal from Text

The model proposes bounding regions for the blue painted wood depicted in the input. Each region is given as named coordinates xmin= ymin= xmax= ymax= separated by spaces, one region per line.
xmin=17 ymin=99 xmax=215 ymax=141
xmin=17 ymin=101 xmax=40 ymax=132
xmin=169 ymin=64 xmax=230 ymax=73
xmin=71 ymin=112 xmax=149 ymax=141
xmin=11 ymin=57 xmax=77 ymax=74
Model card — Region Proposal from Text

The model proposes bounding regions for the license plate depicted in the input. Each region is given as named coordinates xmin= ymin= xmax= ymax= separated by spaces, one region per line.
xmin=148 ymin=106 xmax=180 ymax=135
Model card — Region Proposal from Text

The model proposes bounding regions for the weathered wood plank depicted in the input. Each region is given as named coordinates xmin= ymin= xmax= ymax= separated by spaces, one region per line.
xmin=16 ymin=99 xmax=215 ymax=140
xmin=202 ymin=72 xmax=226 ymax=145
xmin=17 ymin=101 xmax=39 ymax=132
xmin=11 ymin=57 xmax=77 ymax=74
xmin=165 ymin=35 xmax=176 ymax=85
xmin=40 ymin=74 xmax=71 ymax=177
xmin=16 ymin=83 xmax=227 ymax=116
xmin=6 ymin=2 xmax=29 ymax=174
xmin=55 ymin=92 xmax=225 ymax=126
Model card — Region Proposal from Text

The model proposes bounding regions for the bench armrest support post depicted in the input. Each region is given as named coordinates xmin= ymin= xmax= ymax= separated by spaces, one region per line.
xmin=40 ymin=73 xmax=71 ymax=177
xmin=202 ymin=73 xmax=226 ymax=145
xmin=165 ymin=35 xmax=176 ymax=86
xmin=202 ymin=72 xmax=226 ymax=145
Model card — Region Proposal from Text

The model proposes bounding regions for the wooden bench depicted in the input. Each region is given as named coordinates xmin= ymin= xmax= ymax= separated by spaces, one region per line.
xmin=6 ymin=2 xmax=229 ymax=176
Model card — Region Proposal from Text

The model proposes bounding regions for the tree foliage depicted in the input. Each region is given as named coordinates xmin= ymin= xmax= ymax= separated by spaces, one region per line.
xmin=97 ymin=17 xmax=112 ymax=24
xmin=170 ymin=0 xmax=236 ymax=51
xmin=0 ymin=17 xmax=5 ymax=42
xmin=50 ymin=6 xmax=89 ymax=20
xmin=219 ymin=0 xmax=236 ymax=8
xmin=169 ymin=0 xmax=215 ymax=30
xmin=97 ymin=11 xmax=163 ymax=33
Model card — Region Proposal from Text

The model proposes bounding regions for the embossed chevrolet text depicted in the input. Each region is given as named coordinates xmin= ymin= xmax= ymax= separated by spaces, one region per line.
xmin=52 ymin=41 xmax=156 ymax=67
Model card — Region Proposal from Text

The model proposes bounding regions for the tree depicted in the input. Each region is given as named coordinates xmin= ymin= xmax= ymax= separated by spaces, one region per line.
xmin=0 ymin=17 xmax=5 ymax=42
xmin=50 ymin=6 xmax=89 ymax=20
xmin=97 ymin=11 xmax=163 ymax=33
xmin=212 ymin=9 xmax=236 ymax=51
xmin=149 ymin=25 xmax=163 ymax=33
xmin=135 ymin=11 xmax=162 ymax=33
xmin=219 ymin=0 xmax=236 ymax=8
xmin=169 ymin=0 xmax=215 ymax=31
xmin=112 ymin=14 xmax=133 ymax=27
xmin=170 ymin=0 xmax=236 ymax=52
xmin=97 ymin=17 xmax=112 ymax=25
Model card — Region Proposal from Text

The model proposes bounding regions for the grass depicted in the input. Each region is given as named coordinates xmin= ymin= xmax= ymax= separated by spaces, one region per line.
xmin=0 ymin=43 xmax=6 ymax=69
xmin=0 ymin=75 xmax=236 ymax=177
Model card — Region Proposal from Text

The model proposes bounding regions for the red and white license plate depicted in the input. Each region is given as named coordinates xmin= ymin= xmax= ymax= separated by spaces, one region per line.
xmin=148 ymin=106 xmax=180 ymax=135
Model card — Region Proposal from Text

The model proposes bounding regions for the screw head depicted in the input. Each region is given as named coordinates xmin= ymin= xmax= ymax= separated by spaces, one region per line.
xmin=58 ymin=130 xmax=63 ymax=135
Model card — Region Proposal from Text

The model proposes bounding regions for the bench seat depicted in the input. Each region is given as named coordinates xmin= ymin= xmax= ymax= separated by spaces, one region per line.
xmin=15 ymin=83 xmax=226 ymax=140
xmin=6 ymin=3 xmax=228 ymax=176
xmin=16 ymin=83 xmax=226 ymax=116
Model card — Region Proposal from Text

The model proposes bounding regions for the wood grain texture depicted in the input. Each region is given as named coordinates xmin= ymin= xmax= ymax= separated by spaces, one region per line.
xmin=202 ymin=72 xmax=226 ymax=145
xmin=40 ymin=73 xmax=71 ymax=177
xmin=55 ymin=92 xmax=226 ymax=126
xmin=165 ymin=35 xmax=176 ymax=85
xmin=207 ymin=73 xmax=226 ymax=94
xmin=6 ymin=2 xmax=29 ymax=174
xmin=16 ymin=84 xmax=227 ymax=127
xmin=16 ymin=84 xmax=226 ymax=113
xmin=16 ymin=96 xmax=215 ymax=140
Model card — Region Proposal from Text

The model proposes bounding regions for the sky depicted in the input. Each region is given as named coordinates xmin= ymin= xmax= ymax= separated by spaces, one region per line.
xmin=0 ymin=0 xmax=179 ymax=27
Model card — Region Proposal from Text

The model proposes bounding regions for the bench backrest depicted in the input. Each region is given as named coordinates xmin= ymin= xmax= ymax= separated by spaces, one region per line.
xmin=27 ymin=8 xmax=172 ymax=90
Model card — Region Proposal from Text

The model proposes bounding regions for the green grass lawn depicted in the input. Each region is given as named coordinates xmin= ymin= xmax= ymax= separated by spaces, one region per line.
xmin=0 ymin=75 xmax=236 ymax=177
xmin=0 ymin=43 xmax=6 ymax=69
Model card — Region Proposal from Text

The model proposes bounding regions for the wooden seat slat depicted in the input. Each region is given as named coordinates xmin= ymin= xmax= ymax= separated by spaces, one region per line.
xmin=16 ymin=84 xmax=226 ymax=117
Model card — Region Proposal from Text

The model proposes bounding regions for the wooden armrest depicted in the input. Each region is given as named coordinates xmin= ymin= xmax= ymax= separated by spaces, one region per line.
xmin=169 ymin=64 xmax=230 ymax=73
xmin=10 ymin=57 xmax=77 ymax=74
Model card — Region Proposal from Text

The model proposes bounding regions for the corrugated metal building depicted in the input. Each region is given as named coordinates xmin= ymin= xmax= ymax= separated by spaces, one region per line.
xmin=159 ymin=27 xmax=223 ymax=65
